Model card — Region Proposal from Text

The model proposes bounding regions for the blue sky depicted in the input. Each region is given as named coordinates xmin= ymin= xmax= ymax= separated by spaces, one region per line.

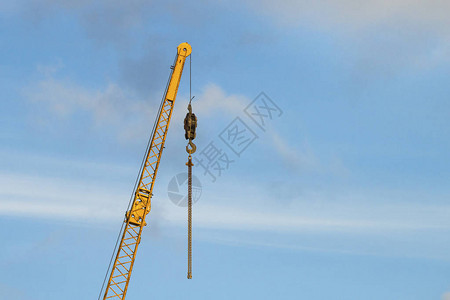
xmin=1 ymin=1 xmax=450 ymax=299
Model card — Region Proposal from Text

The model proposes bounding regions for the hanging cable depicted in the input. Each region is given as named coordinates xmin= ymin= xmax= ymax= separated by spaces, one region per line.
xmin=184 ymin=54 xmax=196 ymax=279
xmin=186 ymin=154 xmax=193 ymax=279
xmin=190 ymin=51 xmax=192 ymax=102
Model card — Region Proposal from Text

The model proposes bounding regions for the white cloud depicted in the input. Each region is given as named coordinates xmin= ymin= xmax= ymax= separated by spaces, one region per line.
xmin=443 ymin=292 xmax=450 ymax=300
xmin=0 ymin=149 xmax=135 ymax=176
xmin=20 ymin=0 xmax=154 ymax=45
xmin=166 ymin=201 xmax=450 ymax=233
xmin=244 ymin=0 xmax=450 ymax=32
xmin=0 ymin=0 xmax=25 ymax=14
xmin=268 ymin=129 xmax=318 ymax=172
xmin=25 ymin=77 xmax=144 ymax=120
xmin=0 ymin=283 xmax=26 ymax=300
xmin=23 ymin=68 xmax=159 ymax=142
xmin=36 ymin=59 xmax=64 ymax=77
xmin=24 ymin=66 xmax=315 ymax=171
xmin=23 ymin=69 xmax=249 ymax=145
xmin=171 ymin=83 xmax=248 ymax=126
xmin=2 ymin=158 xmax=450 ymax=234
xmin=0 ymin=172 xmax=126 ymax=222
xmin=191 ymin=83 xmax=247 ymax=116
xmin=175 ymin=84 xmax=329 ymax=176
xmin=2 ymin=151 xmax=450 ymax=259
xmin=243 ymin=0 xmax=450 ymax=71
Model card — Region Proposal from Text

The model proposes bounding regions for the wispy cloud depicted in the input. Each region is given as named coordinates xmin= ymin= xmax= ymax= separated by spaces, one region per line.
xmin=2 ymin=150 xmax=450 ymax=260
xmin=0 ymin=172 xmax=126 ymax=222
xmin=189 ymin=83 xmax=248 ymax=117
xmin=0 ymin=283 xmax=26 ymax=300
xmin=242 ymin=0 xmax=450 ymax=72
xmin=23 ymin=65 xmax=313 ymax=170
xmin=20 ymin=0 xmax=155 ymax=46
xmin=166 ymin=201 xmax=450 ymax=233
xmin=2 ymin=155 xmax=450 ymax=235
xmin=23 ymin=65 xmax=158 ymax=142
xmin=244 ymin=0 xmax=450 ymax=32
xmin=23 ymin=66 xmax=248 ymax=144
xmin=267 ymin=129 xmax=318 ymax=172
xmin=171 ymin=83 xmax=249 ymax=126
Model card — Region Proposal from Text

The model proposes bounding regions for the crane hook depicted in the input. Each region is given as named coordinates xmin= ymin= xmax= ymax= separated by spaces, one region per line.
xmin=186 ymin=140 xmax=196 ymax=154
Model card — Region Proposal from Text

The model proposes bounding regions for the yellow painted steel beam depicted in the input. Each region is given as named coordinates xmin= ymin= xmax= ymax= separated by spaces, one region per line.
xmin=102 ymin=42 xmax=191 ymax=300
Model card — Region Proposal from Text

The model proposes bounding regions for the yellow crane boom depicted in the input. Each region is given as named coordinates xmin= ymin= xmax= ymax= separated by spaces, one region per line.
xmin=101 ymin=42 xmax=192 ymax=300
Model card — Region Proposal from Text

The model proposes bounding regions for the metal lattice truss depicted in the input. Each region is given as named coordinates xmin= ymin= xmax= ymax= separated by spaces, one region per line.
xmin=102 ymin=42 xmax=191 ymax=300
xmin=104 ymin=100 xmax=174 ymax=299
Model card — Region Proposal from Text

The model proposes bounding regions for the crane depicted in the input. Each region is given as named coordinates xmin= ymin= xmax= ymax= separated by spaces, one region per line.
xmin=99 ymin=42 xmax=192 ymax=300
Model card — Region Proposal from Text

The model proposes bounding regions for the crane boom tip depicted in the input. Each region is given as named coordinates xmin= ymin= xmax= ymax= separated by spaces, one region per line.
xmin=178 ymin=42 xmax=192 ymax=57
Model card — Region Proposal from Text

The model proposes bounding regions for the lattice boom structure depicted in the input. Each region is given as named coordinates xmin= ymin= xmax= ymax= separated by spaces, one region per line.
xmin=102 ymin=43 xmax=192 ymax=300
